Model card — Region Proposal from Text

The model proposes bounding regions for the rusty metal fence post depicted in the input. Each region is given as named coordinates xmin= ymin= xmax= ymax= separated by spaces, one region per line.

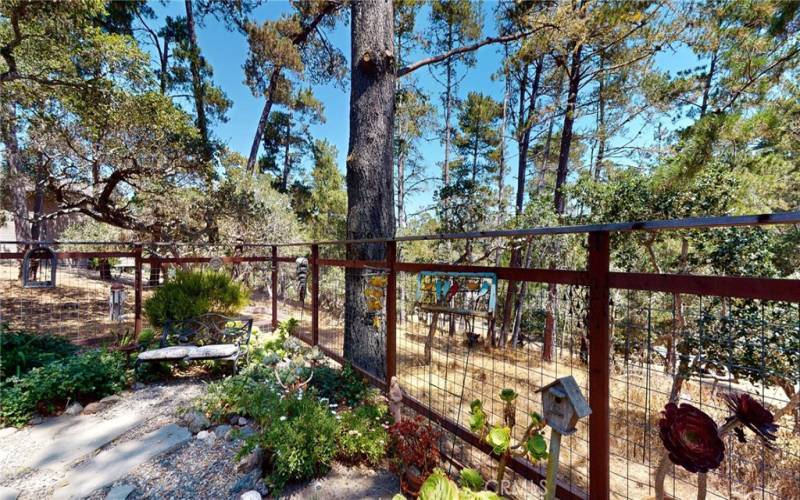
xmin=386 ymin=240 xmax=397 ymax=387
xmin=271 ymin=245 xmax=278 ymax=330
xmin=133 ymin=244 xmax=143 ymax=337
xmin=311 ymin=244 xmax=319 ymax=346
xmin=587 ymin=231 xmax=610 ymax=498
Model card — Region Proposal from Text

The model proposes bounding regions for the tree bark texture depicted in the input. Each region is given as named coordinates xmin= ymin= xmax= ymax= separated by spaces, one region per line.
xmin=343 ymin=0 xmax=396 ymax=380
xmin=183 ymin=0 xmax=211 ymax=160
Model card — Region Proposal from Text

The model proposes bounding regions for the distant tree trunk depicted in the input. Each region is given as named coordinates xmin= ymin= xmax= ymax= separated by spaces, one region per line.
xmin=545 ymin=43 xmax=582 ymax=362
xmin=29 ymin=159 xmax=47 ymax=241
xmin=159 ymin=33 xmax=171 ymax=95
xmin=281 ymin=120 xmax=291 ymax=191
xmin=442 ymin=24 xmax=454 ymax=189
xmin=501 ymin=57 xmax=542 ymax=349
xmin=396 ymin=152 xmax=406 ymax=228
xmin=594 ymin=55 xmax=606 ymax=180
xmin=699 ymin=48 xmax=718 ymax=118
xmin=247 ymin=70 xmax=280 ymax=173
xmin=536 ymin=71 xmax=563 ymax=194
xmin=184 ymin=0 xmax=210 ymax=161
xmin=553 ymin=44 xmax=582 ymax=215
xmin=343 ymin=0 xmax=396 ymax=380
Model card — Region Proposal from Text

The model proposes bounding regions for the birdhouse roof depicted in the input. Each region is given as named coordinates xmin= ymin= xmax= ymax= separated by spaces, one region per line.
xmin=538 ymin=375 xmax=592 ymax=418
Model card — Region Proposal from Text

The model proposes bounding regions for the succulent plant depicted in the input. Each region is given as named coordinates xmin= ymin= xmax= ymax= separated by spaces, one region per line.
xmin=723 ymin=393 xmax=778 ymax=448
xmin=658 ymin=403 xmax=725 ymax=473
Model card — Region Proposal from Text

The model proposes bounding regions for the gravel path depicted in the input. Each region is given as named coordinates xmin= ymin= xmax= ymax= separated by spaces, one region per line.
xmin=0 ymin=379 xmax=399 ymax=500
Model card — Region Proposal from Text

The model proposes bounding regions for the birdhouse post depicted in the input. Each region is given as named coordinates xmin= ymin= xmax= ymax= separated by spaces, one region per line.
xmin=537 ymin=376 xmax=592 ymax=500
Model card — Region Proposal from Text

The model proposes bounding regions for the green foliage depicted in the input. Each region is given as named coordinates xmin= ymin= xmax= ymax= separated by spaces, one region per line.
xmin=196 ymin=363 xmax=279 ymax=423
xmin=0 ymin=350 xmax=128 ymax=427
xmin=335 ymin=403 xmax=390 ymax=466
xmin=143 ymin=269 xmax=250 ymax=327
xmin=486 ymin=426 xmax=511 ymax=455
xmin=245 ymin=391 xmax=339 ymax=493
xmin=459 ymin=468 xmax=485 ymax=491
xmin=308 ymin=363 xmax=371 ymax=406
xmin=419 ymin=469 xmax=460 ymax=500
xmin=416 ymin=469 xmax=502 ymax=500
xmin=0 ymin=327 xmax=78 ymax=381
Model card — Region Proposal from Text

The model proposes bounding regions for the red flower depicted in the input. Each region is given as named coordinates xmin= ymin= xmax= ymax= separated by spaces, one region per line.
xmin=724 ymin=393 xmax=778 ymax=448
xmin=659 ymin=403 xmax=725 ymax=473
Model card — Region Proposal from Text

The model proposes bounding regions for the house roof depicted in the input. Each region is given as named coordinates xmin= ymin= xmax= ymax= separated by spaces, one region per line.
xmin=537 ymin=375 xmax=592 ymax=418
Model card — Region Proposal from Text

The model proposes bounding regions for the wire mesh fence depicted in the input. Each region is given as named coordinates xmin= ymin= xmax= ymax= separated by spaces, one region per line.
xmin=1 ymin=216 xmax=799 ymax=499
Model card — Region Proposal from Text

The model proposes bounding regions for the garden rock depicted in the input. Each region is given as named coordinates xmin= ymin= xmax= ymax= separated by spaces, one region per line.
xmin=229 ymin=415 xmax=241 ymax=425
xmin=236 ymin=446 xmax=262 ymax=473
xmin=132 ymin=382 xmax=145 ymax=391
xmin=226 ymin=426 xmax=255 ymax=441
xmin=214 ymin=425 xmax=231 ymax=438
xmin=28 ymin=415 xmax=43 ymax=425
xmin=105 ymin=483 xmax=135 ymax=500
xmin=229 ymin=470 xmax=258 ymax=494
xmin=65 ymin=402 xmax=84 ymax=416
xmin=237 ymin=417 xmax=248 ymax=426
xmin=196 ymin=430 xmax=216 ymax=444
xmin=181 ymin=410 xmax=210 ymax=433
xmin=83 ymin=395 xmax=123 ymax=415
xmin=240 ymin=491 xmax=261 ymax=500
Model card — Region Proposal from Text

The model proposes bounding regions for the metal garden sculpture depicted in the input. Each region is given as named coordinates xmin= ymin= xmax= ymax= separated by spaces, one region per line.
xmin=22 ymin=245 xmax=57 ymax=288
xmin=415 ymin=271 xmax=497 ymax=363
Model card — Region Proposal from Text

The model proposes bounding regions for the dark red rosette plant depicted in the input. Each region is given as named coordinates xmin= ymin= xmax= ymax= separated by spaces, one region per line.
xmin=387 ymin=416 xmax=441 ymax=496
xmin=658 ymin=403 xmax=725 ymax=473
xmin=723 ymin=393 xmax=778 ymax=448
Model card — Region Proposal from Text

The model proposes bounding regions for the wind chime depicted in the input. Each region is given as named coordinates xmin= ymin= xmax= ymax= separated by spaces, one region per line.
xmin=363 ymin=270 xmax=388 ymax=331
xmin=295 ymin=257 xmax=309 ymax=324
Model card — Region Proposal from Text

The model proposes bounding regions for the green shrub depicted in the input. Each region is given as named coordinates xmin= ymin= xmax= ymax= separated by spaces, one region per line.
xmin=243 ymin=391 xmax=338 ymax=493
xmin=144 ymin=269 xmax=250 ymax=327
xmin=309 ymin=364 xmax=370 ymax=406
xmin=0 ymin=350 xmax=128 ymax=427
xmin=196 ymin=364 xmax=279 ymax=423
xmin=0 ymin=326 xmax=78 ymax=381
xmin=336 ymin=402 xmax=389 ymax=466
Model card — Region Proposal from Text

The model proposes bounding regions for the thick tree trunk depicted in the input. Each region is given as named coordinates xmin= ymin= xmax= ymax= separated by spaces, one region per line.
xmin=1 ymin=101 xmax=30 ymax=248
xmin=343 ymin=0 xmax=396 ymax=380
xmin=184 ymin=0 xmax=210 ymax=160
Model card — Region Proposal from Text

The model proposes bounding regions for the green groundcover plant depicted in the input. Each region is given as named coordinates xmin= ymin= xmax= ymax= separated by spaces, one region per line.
xmin=196 ymin=323 xmax=388 ymax=494
xmin=144 ymin=269 xmax=250 ymax=327
xmin=0 ymin=349 xmax=128 ymax=427
xmin=0 ymin=326 xmax=78 ymax=381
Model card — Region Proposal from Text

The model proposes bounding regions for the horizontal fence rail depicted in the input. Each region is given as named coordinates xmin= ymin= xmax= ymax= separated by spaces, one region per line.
xmin=2 ymin=213 xmax=798 ymax=499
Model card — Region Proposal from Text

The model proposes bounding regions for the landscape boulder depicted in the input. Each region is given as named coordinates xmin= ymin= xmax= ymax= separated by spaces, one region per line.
xmin=236 ymin=446 xmax=263 ymax=474
xmin=181 ymin=411 xmax=210 ymax=434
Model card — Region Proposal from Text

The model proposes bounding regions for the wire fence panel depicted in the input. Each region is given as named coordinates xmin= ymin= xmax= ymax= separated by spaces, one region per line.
xmin=2 ymin=215 xmax=799 ymax=500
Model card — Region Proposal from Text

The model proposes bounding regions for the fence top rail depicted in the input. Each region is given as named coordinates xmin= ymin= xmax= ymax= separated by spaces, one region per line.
xmin=2 ymin=211 xmax=798 ymax=248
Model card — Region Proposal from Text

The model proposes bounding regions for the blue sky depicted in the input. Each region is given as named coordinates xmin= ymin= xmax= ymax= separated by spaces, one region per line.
xmin=150 ymin=1 xmax=699 ymax=217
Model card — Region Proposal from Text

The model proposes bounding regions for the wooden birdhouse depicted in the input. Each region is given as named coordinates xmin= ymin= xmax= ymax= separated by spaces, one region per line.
xmin=537 ymin=375 xmax=591 ymax=436
xmin=22 ymin=246 xmax=57 ymax=289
